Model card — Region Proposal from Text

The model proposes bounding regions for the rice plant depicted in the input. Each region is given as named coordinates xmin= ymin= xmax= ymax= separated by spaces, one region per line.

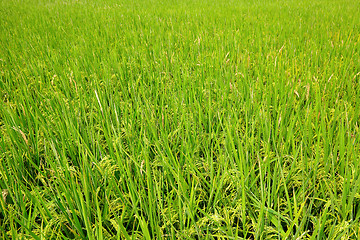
xmin=1 ymin=0 xmax=360 ymax=239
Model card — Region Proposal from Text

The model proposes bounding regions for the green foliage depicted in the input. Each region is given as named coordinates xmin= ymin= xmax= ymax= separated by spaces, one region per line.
xmin=1 ymin=0 xmax=360 ymax=238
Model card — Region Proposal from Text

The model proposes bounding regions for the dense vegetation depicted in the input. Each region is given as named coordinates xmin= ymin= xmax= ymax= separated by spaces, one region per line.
xmin=1 ymin=0 xmax=360 ymax=239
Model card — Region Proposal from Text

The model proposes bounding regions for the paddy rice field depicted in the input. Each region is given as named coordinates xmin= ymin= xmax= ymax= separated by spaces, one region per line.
xmin=1 ymin=0 xmax=360 ymax=238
